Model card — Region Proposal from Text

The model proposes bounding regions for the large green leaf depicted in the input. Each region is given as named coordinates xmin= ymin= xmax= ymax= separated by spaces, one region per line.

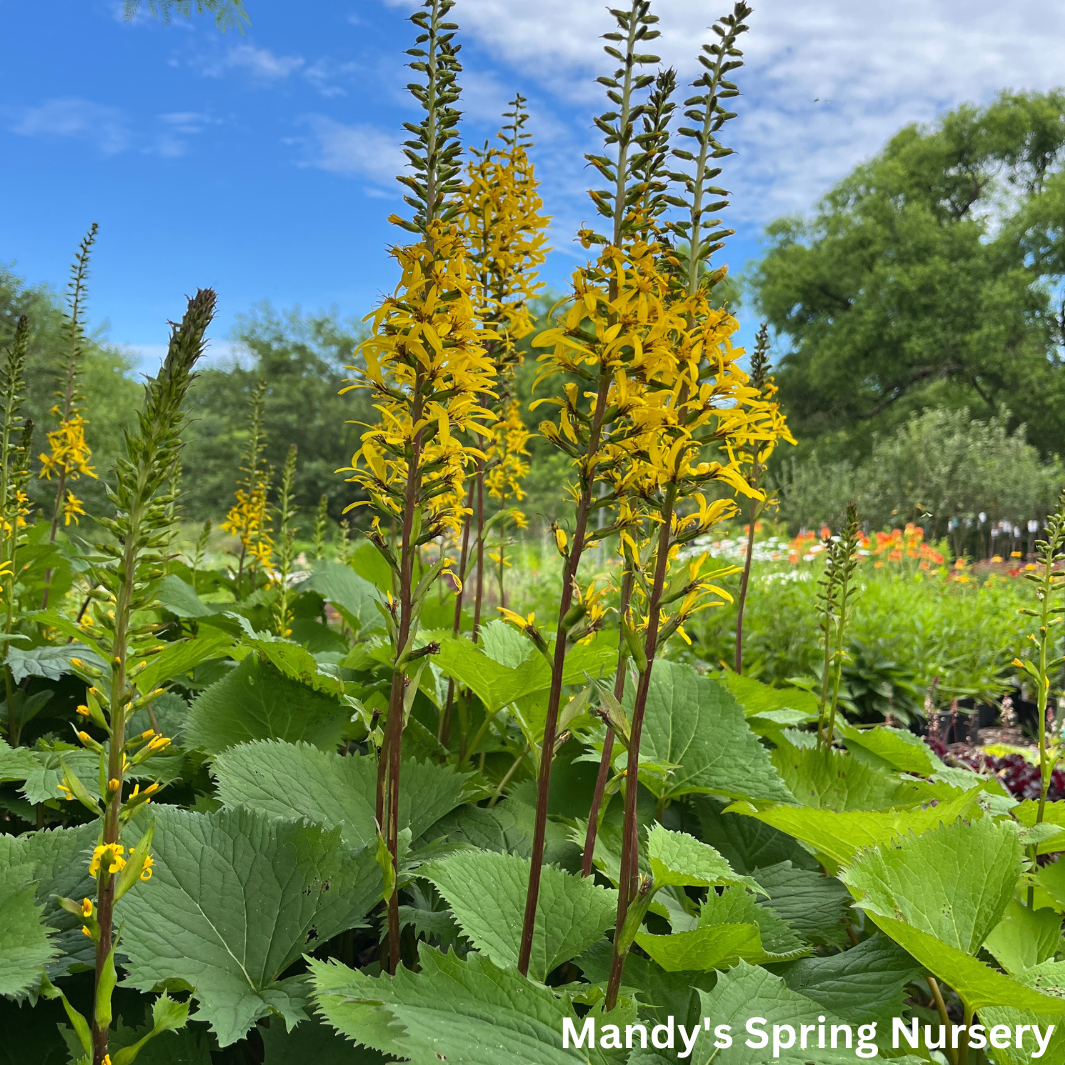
xmin=6 ymin=643 xmax=98 ymax=683
xmin=980 ymin=965 xmax=1065 ymax=1063
xmin=260 ymin=1015 xmax=388 ymax=1064
xmin=984 ymin=899 xmax=1064 ymax=975
xmin=693 ymin=797 xmax=820 ymax=873
xmin=300 ymin=561 xmax=383 ymax=634
xmin=0 ymin=737 xmax=38 ymax=783
xmin=691 ymin=961 xmax=886 ymax=1064
xmin=632 ymin=661 xmax=793 ymax=803
xmin=717 ymin=671 xmax=820 ymax=719
xmin=646 ymin=824 xmax=760 ymax=892
xmin=137 ymin=628 xmax=234 ymax=693
xmin=751 ymin=861 xmax=851 ymax=947
xmin=19 ymin=747 xmax=99 ymax=805
xmin=119 ymin=806 xmax=381 ymax=1046
xmin=863 ymin=915 xmax=1065 ymax=1014
xmin=0 ymin=848 xmax=57 ymax=996
xmin=778 ymin=933 xmax=923 ymax=1028
xmin=420 ymin=799 xmax=576 ymax=867
xmin=698 ymin=885 xmax=807 ymax=958
xmin=311 ymin=947 xmax=612 ymax=1064
xmin=433 ymin=636 xmax=613 ymax=715
xmin=634 ymin=925 xmax=764 ymax=972
xmin=185 ymin=656 xmax=351 ymax=755
xmin=212 ymin=739 xmax=474 ymax=850
xmin=836 ymin=721 xmax=941 ymax=776
xmin=770 ymin=743 xmax=944 ymax=811
xmin=233 ymin=637 xmax=353 ymax=700
xmin=841 ymin=816 xmax=1022 ymax=953
xmin=156 ymin=574 xmax=222 ymax=618
xmin=1014 ymin=799 xmax=1065 ymax=855
xmin=717 ymin=673 xmax=819 ymax=740
xmin=421 ymin=849 xmax=616 ymax=982
xmin=11 ymin=822 xmax=97 ymax=977
xmin=725 ymin=783 xmax=985 ymax=866
xmin=479 ymin=620 xmax=533 ymax=668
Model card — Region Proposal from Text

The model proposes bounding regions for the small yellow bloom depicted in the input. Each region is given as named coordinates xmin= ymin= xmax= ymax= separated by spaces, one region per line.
xmin=140 ymin=854 xmax=155 ymax=882
xmin=81 ymin=897 xmax=93 ymax=918
xmin=89 ymin=843 xmax=126 ymax=878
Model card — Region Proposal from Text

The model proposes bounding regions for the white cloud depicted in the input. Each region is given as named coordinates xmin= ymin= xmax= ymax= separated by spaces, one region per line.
xmin=296 ymin=116 xmax=405 ymax=186
xmin=303 ymin=58 xmax=360 ymax=98
xmin=374 ymin=0 xmax=1065 ymax=224
xmin=159 ymin=111 xmax=220 ymax=134
xmin=11 ymin=98 xmax=129 ymax=155
xmin=196 ymin=43 xmax=305 ymax=81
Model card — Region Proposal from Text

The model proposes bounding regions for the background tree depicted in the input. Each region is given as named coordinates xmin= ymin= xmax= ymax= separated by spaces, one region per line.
xmin=123 ymin=0 xmax=248 ymax=31
xmin=179 ymin=304 xmax=369 ymax=525
xmin=749 ymin=90 xmax=1065 ymax=458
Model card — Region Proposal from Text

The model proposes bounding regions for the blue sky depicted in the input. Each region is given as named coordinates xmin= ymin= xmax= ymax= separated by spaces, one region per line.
xmin=2 ymin=0 xmax=1064 ymax=368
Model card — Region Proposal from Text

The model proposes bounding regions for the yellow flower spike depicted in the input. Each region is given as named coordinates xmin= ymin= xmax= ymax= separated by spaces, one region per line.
xmin=108 ymin=777 xmax=120 ymax=794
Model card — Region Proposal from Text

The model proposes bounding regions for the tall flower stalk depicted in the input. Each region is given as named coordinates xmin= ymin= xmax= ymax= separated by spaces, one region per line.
xmin=221 ymin=379 xmax=273 ymax=597
xmin=50 ymin=290 xmax=216 ymax=1065
xmin=40 ymin=225 xmax=100 ymax=606
xmin=438 ymin=98 xmax=548 ymax=747
xmin=816 ymin=502 xmax=861 ymax=749
xmin=313 ymin=492 xmax=329 ymax=560
xmin=733 ymin=323 xmax=794 ymax=673
xmin=273 ymin=443 xmax=299 ymax=637
xmin=340 ymin=0 xmax=493 ymax=974
xmin=0 ymin=317 xmax=31 ymax=744
xmin=602 ymin=1 xmax=766 ymax=1007
xmin=1014 ymin=494 xmax=1065 ymax=904
xmin=512 ymin=0 xmax=674 ymax=978
xmin=455 ymin=95 xmax=549 ymax=625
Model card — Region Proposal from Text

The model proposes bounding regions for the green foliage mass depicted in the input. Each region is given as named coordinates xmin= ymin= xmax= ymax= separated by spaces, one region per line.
xmin=750 ymin=90 xmax=1065 ymax=458
xmin=180 ymin=303 xmax=370 ymax=525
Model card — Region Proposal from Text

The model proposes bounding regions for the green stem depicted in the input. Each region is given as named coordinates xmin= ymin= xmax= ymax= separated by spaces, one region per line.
xmin=605 ymin=482 xmax=677 ymax=1010
xmin=488 ymin=743 xmax=530 ymax=807
xmin=927 ymin=978 xmax=958 ymax=1065
xmin=582 ymin=567 xmax=633 ymax=876
xmin=516 ymin=376 xmax=611 ymax=977
xmin=734 ymin=496 xmax=761 ymax=674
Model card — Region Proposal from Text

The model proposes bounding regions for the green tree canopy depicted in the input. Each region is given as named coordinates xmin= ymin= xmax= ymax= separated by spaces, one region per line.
xmin=749 ymin=90 xmax=1065 ymax=454
xmin=180 ymin=304 xmax=369 ymax=524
